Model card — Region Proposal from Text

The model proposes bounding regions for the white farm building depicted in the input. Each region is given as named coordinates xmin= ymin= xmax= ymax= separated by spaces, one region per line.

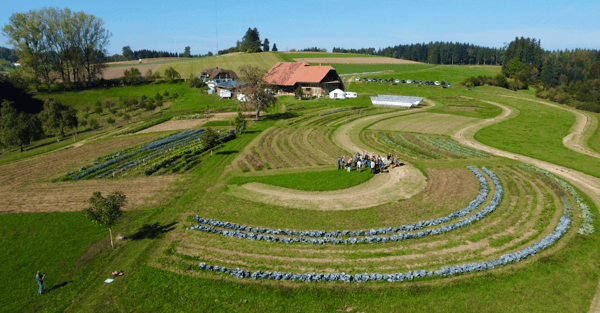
xmin=370 ymin=95 xmax=425 ymax=108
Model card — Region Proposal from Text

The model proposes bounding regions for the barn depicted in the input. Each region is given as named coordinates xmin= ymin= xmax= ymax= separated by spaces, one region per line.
xmin=263 ymin=62 xmax=344 ymax=98
xmin=370 ymin=95 xmax=425 ymax=108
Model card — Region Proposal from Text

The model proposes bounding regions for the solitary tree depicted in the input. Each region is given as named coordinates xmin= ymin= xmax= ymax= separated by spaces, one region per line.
xmin=40 ymin=98 xmax=78 ymax=137
xmin=272 ymin=43 xmax=278 ymax=52
xmin=202 ymin=128 xmax=219 ymax=150
xmin=84 ymin=191 xmax=127 ymax=248
xmin=164 ymin=67 xmax=181 ymax=81
xmin=232 ymin=111 xmax=247 ymax=134
xmin=183 ymin=46 xmax=191 ymax=57
xmin=263 ymin=38 xmax=270 ymax=52
xmin=237 ymin=65 xmax=277 ymax=120
xmin=122 ymin=46 xmax=134 ymax=60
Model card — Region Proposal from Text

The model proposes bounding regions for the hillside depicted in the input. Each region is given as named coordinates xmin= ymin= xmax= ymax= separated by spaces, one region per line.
xmin=154 ymin=52 xmax=286 ymax=78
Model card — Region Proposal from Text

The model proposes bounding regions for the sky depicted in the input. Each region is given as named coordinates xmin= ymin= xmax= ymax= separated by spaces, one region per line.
xmin=1 ymin=0 xmax=599 ymax=56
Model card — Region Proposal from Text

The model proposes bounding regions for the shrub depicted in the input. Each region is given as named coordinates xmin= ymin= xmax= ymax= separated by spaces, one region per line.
xmin=107 ymin=117 xmax=116 ymax=127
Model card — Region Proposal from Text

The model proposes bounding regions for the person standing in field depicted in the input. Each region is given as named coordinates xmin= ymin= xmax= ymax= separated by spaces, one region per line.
xmin=36 ymin=271 xmax=45 ymax=295
xmin=370 ymin=158 xmax=376 ymax=174
xmin=337 ymin=156 xmax=342 ymax=170
xmin=346 ymin=156 xmax=352 ymax=172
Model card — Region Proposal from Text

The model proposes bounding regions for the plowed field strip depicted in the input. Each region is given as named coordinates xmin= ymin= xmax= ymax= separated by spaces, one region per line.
xmin=258 ymin=128 xmax=281 ymax=169
xmin=288 ymin=128 xmax=318 ymax=166
xmin=273 ymin=128 xmax=302 ymax=168
xmin=303 ymin=129 xmax=332 ymax=164
xmin=0 ymin=176 xmax=175 ymax=213
xmin=267 ymin=128 xmax=290 ymax=168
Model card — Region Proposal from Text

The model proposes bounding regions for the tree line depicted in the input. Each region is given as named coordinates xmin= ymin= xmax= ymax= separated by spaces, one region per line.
xmin=106 ymin=46 xmax=199 ymax=62
xmin=218 ymin=27 xmax=277 ymax=55
xmin=460 ymin=37 xmax=600 ymax=113
xmin=2 ymin=7 xmax=111 ymax=91
xmin=333 ymin=42 xmax=504 ymax=65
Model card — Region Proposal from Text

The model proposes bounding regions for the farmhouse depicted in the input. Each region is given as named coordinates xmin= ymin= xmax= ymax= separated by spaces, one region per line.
xmin=370 ymin=95 xmax=425 ymax=108
xmin=263 ymin=62 xmax=344 ymax=97
xmin=198 ymin=67 xmax=238 ymax=88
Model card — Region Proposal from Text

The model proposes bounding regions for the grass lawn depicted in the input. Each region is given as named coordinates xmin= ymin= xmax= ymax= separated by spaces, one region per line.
xmin=472 ymin=87 xmax=600 ymax=178
xmin=344 ymin=65 xmax=500 ymax=83
xmin=228 ymin=168 xmax=374 ymax=191
xmin=0 ymin=212 xmax=111 ymax=312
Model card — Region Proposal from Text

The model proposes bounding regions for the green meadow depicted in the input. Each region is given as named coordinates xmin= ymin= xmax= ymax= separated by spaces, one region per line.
xmin=3 ymin=55 xmax=600 ymax=312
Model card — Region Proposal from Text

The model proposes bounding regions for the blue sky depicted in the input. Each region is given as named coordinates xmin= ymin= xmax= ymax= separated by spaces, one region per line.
xmin=1 ymin=0 xmax=599 ymax=55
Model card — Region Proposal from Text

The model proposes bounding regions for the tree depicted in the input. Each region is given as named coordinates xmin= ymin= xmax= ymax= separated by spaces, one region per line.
xmin=296 ymin=84 xmax=304 ymax=98
xmin=84 ymin=191 xmax=126 ymax=248
xmin=187 ymin=74 xmax=204 ymax=88
xmin=121 ymin=67 xmax=142 ymax=85
xmin=163 ymin=66 xmax=181 ymax=81
xmin=3 ymin=8 xmax=111 ymax=90
xmin=201 ymin=128 xmax=219 ymax=150
xmin=272 ymin=44 xmax=278 ymax=52
xmin=0 ymin=100 xmax=43 ymax=152
xmin=122 ymin=46 xmax=134 ymax=60
xmin=237 ymin=65 xmax=277 ymax=120
xmin=263 ymin=38 xmax=270 ymax=52
xmin=183 ymin=46 xmax=191 ymax=58
xmin=40 ymin=98 xmax=78 ymax=137
xmin=232 ymin=111 xmax=247 ymax=134
xmin=89 ymin=117 xmax=99 ymax=130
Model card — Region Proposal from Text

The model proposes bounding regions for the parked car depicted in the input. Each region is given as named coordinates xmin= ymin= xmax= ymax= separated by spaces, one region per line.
xmin=419 ymin=80 xmax=423 ymax=84
xmin=446 ymin=82 xmax=452 ymax=87
xmin=401 ymin=79 xmax=405 ymax=83
xmin=406 ymin=80 xmax=412 ymax=84
xmin=378 ymin=78 xmax=383 ymax=82
xmin=368 ymin=78 xmax=372 ymax=82
xmin=395 ymin=79 xmax=400 ymax=83
xmin=363 ymin=77 xmax=367 ymax=81
xmin=434 ymin=81 xmax=440 ymax=86
xmin=355 ymin=77 xmax=361 ymax=81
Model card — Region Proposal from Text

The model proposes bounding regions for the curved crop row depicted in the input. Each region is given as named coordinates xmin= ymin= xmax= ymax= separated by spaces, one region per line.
xmin=194 ymin=209 xmax=570 ymax=283
xmin=188 ymin=167 xmax=501 ymax=244
xmin=519 ymin=164 xmax=594 ymax=234
xmin=73 ymin=129 xmax=204 ymax=180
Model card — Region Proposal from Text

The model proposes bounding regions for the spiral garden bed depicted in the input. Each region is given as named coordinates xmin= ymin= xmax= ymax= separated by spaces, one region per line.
xmin=167 ymin=162 xmax=591 ymax=284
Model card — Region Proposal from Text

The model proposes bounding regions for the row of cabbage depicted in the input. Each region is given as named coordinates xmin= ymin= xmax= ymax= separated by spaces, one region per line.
xmin=194 ymin=197 xmax=571 ymax=283
xmin=379 ymin=133 xmax=429 ymax=159
xmin=188 ymin=167 xmax=501 ymax=245
xmin=519 ymin=164 xmax=594 ymax=235
xmin=318 ymin=108 xmax=353 ymax=116
xmin=73 ymin=129 xmax=205 ymax=180
xmin=420 ymin=137 xmax=489 ymax=158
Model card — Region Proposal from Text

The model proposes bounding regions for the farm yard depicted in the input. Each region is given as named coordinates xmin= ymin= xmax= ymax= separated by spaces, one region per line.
xmin=2 ymin=52 xmax=600 ymax=313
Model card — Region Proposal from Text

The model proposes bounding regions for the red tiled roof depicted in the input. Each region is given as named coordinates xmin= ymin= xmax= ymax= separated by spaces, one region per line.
xmin=263 ymin=62 xmax=335 ymax=86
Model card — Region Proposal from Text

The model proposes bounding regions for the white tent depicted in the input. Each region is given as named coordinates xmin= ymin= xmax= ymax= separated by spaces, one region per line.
xmin=219 ymin=89 xmax=232 ymax=98
xmin=329 ymin=89 xmax=346 ymax=99
xmin=370 ymin=95 xmax=425 ymax=108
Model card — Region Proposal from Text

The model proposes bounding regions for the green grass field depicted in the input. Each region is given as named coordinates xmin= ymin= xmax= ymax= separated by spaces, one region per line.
xmin=4 ymin=60 xmax=600 ymax=312
xmin=229 ymin=168 xmax=374 ymax=191
xmin=472 ymin=87 xmax=600 ymax=178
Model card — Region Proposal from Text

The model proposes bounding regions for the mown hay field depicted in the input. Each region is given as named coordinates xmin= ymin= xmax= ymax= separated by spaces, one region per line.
xmin=369 ymin=112 xmax=480 ymax=135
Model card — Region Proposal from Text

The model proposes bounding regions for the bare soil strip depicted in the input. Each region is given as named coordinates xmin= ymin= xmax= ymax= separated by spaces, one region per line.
xmin=138 ymin=112 xmax=252 ymax=133
xmin=293 ymin=57 xmax=422 ymax=64
xmin=226 ymin=163 xmax=425 ymax=211
xmin=0 ymin=176 xmax=174 ymax=213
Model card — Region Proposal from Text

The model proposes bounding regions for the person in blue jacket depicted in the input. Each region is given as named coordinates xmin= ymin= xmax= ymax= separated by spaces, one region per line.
xmin=36 ymin=271 xmax=45 ymax=295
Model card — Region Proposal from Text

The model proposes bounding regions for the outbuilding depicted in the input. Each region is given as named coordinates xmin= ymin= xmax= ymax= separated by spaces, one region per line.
xmin=329 ymin=89 xmax=346 ymax=99
xmin=345 ymin=92 xmax=358 ymax=98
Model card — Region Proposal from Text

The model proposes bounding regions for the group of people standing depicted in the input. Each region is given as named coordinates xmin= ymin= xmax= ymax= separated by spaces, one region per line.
xmin=338 ymin=152 xmax=402 ymax=174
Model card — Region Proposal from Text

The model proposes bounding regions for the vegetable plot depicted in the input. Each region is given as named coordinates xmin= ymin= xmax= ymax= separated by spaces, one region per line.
xmin=68 ymin=129 xmax=236 ymax=180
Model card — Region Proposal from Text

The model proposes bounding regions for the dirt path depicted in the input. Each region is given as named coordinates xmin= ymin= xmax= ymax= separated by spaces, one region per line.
xmin=226 ymin=164 xmax=425 ymax=210
xmin=447 ymin=97 xmax=600 ymax=313
xmin=500 ymin=95 xmax=600 ymax=160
